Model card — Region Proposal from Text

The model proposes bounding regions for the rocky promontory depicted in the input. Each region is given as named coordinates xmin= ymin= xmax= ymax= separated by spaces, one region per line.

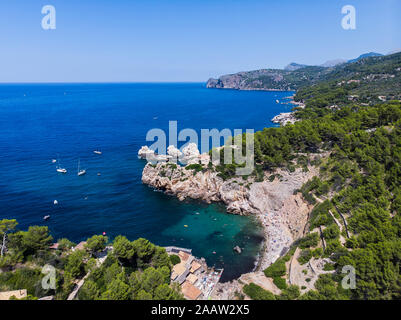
xmin=206 ymin=69 xmax=293 ymax=91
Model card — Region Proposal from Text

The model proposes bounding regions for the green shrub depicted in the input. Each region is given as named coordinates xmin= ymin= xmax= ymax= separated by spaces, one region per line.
xmin=323 ymin=263 xmax=336 ymax=271
xmin=169 ymin=255 xmax=180 ymax=265
xmin=243 ymin=283 xmax=276 ymax=300
xmin=311 ymin=248 xmax=323 ymax=258
xmin=0 ymin=268 xmax=45 ymax=297
xmin=298 ymin=232 xmax=319 ymax=249
xmin=185 ymin=164 xmax=203 ymax=173
xmin=273 ymin=277 xmax=287 ymax=290
xmin=264 ymin=260 xmax=286 ymax=278
xmin=298 ymin=249 xmax=313 ymax=265
xmin=279 ymin=285 xmax=301 ymax=300
xmin=322 ymin=225 xmax=340 ymax=240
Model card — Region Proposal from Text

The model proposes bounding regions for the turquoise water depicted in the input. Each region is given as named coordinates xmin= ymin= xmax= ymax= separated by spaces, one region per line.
xmin=0 ymin=83 xmax=293 ymax=281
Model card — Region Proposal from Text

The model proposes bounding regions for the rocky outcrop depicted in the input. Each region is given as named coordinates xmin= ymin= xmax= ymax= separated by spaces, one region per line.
xmin=142 ymin=162 xmax=248 ymax=212
xmin=167 ymin=145 xmax=182 ymax=159
xmin=206 ymin=69 xmax=292 ymax=91
xmin=138 ymin=143 xmax=210 ymax=165
xmin=271 ymin=112 xmax=297 ymax=126
xmin=138 ymin=146 xmax=155 ymax=159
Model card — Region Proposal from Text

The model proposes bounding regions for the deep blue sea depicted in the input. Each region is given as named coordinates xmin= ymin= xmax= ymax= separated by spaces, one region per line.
xmin=0 ymin=83 xmax=293 ymax=281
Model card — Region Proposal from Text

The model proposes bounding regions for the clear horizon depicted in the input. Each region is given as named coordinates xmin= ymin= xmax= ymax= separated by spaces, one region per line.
xmin=1 ymin=0 xmax=400 ymax=82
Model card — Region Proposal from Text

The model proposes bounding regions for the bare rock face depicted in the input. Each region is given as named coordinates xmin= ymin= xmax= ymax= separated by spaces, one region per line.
xmin=138 ymin=146 xmax=155 ymax=159
xmin=181 ymin=143 xmax=201 ymax=165
xmin=142 ymin=163 xmax=317 ymax=219
xmin=141 ymin=162 xmax=248 ymax=211
xmin=206 ymin=69 xmax=296 ymax=91
xmin=271 ymin=112 xmax=297 ymax=126
xmin=167 ymin=145 xmax=182 ymax=159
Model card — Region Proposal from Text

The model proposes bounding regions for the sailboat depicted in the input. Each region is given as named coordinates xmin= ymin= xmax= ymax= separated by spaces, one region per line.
xmin=56 ymin=156 xmax=67 ymax=173
xmin=77 ymin=159 xmax=86 ymax=176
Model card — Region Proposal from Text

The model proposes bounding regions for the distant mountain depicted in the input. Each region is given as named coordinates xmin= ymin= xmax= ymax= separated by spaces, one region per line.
xmin=347 ymin=52 xmax=383 ymax=63
xmin=284 ymin=63 xmax=309 ymax=71
xmin=320 ymin=59 xmax=347 ymax=68
xmin=284 ymin=53 xmax=384 ymax=71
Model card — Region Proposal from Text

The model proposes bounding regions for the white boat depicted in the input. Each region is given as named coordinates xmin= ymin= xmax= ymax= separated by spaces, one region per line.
xmin=56 ymin=155 xmax=67 ymax=173
xmin=93 ymin=150 xmax=102 ymax=155
xmin=52 ymin=159 xmax=57 ymax=163
xmin=43 ymin=215 xmax=50 ymax=221
xmin=77 ymin=159 xmax=86 ymax=176
xmin=276 ymin=99 xmax=280 ymax=103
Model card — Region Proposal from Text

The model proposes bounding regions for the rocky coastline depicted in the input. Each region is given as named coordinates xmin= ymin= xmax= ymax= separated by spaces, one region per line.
xmin=140 ymin=144 xmax=319 ymax=269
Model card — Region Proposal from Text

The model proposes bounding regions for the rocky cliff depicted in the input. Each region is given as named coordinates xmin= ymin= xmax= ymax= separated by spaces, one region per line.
xmin=206 ymin=65 xmax=332 ymax=91
xmin=206 ymin=69 xmax=292 ymax=91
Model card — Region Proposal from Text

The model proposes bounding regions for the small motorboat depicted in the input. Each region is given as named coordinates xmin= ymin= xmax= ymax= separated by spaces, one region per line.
xmin=93 ymin=150 xmax=102 ymax=155
xmin=54 ymin=200 xmax=58 ymax=205
xmin=52 ymin=159 xmax=57 ymax=163
xmin=276 ymin=99 xmax=280 ymax=103
xmin=56 ymin=156 xmax=67 ymax=173
xmin=43 ymin=215 xmax=50 ymax=221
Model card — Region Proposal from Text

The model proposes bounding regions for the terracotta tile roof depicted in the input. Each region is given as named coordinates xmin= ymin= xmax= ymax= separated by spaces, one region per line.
xmin=49 ymin=243 xmax=59 ymax=249
xmin=74 ymin=241 xmax=87 ymax=251
xmin=178 ymin=251 xmax=190 ymax=262
xmin=190 ymin=261 xmax=201 ymax=273
xmin=181 ymin=281 xmax=202 ymax=300
xmin=187 ymin=273 xmax=198 ymax=285
xmin=172 ymin=262 xmax=187 ymax=276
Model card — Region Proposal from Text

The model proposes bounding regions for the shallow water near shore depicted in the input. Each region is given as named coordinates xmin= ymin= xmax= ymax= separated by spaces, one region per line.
xmin=0 ymin=83 xmax=293 ymax=281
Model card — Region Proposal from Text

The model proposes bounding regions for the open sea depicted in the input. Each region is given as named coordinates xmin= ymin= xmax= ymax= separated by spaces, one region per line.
xmin=0 ymin=83 xmax=293 ymax=282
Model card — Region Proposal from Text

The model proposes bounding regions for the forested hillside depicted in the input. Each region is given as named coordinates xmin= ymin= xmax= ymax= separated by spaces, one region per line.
xmin=295 ymin=52 xmax=401 ymax=118
xmin=240 ymin=101 xmax=401 ymax=300
xmin=210 ymin=52 xmax=401 ymax=300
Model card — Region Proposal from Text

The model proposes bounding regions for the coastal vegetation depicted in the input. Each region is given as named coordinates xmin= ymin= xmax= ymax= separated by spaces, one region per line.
xmin=0 ymin=223 xmax=182 ymax=300
xmin=238 ymin=52 xmax=401 ymax=301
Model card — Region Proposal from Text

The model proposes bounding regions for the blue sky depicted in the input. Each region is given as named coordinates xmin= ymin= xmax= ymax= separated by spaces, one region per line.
xmin=0 ymin=0 xmax=400 ymax=82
